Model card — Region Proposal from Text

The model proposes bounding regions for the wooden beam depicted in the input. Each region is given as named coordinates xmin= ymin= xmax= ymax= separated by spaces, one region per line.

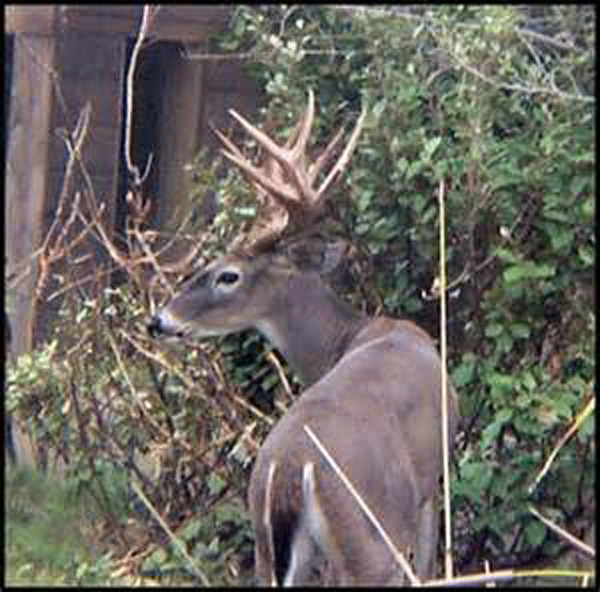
xmin=153 ymin=44 xmax=204 ymax=231
xmin=5 ymin=6 xmax=58 ymax=35
xmin=6 ymin=5 xmax=232 ymax=41
xmin=6 ymin=34 xmax=56 ymax=356
xmin=5 ymin=33 xmax=57 ymax=470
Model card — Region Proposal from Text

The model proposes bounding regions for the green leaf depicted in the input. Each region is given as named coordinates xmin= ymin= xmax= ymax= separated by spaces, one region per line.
xmin=207 ymin=473 xmax=226 ymax=496
xmin=581 ymin=198 xmax=594 ymax=218
xmin=554 ymin=397 xmax=574 ymax=420
xmin=484 ymin=323 xmax=504 ymax=338
xmin=542 ymin=208 xmax=570 ymax=222
xmin=570 ymin=175 xmax=589 ymax=196
xmin=577 ymin=245 xmax=594 ymax=266
xmin=406 ymin=160 xmax=424 ymax=179
xmin=495 ymin=247 xmax=519 ymax=263
xmin=396 ymin=157 xmax=409 ymax=175
xmin=357 ymin=189 xmax=373 ymax=212
xmin=461 ymin=461 xmax=493 ymax=491
xmin=496 ymin=408 xmax=513 ymax=423
xmin=423 ymin=136 xmax=442 ymax=160
xmin=372 ymin=99 xmax=386 ymax=120
xmin=524 ymin=520 xmax=546 ymax=547
xmin=510 ymin=323 xmax=530 ymax=339
xmin=142 ymin=547 xmax=167 ymax=571
xmin=503 ymin=264 xmax=529 ymax=284
xmin=261 ymin=372 xmax=280 ymax=390
xmin=180 ymin=519 xmax=203 ymax=542
xmin=521 ymin=370 xmax=536 ymax=391
xmin=530 ymin=263 xmax=556 ymax=279
xmin=549 ymin=228 xmax=574 ymax=252
xmin=481 ymin=420 xmax=503 ymax=449
xmin=489 ymin=372 xmax=514 ymax=395
xmin=504 ymin=262 xmax=555 ymax=283
xmin=453 ymin=359 xmax=475 ymax=387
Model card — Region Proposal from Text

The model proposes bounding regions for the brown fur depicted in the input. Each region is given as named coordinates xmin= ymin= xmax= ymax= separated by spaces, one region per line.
xmin=249 ymin=320 xmax=459 ymax=585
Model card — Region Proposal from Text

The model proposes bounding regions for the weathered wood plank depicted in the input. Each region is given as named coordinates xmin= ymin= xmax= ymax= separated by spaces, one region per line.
xmin=5 ymin=34 xmax=57 ymax=470
xmin=6 ymin=34 xmax=56 ymax=356
xmin=7 ymin=5 xmax=232 ymax=41
xmin=56 ymin=31 xmax=126 ymax=81
xmin=5 ymin=6 xmax=58 ymax=34
xmin=32 ymin=35 xmax=127 ymax=349
xmin=47 ymin=120 xmax=122 ymax=179
xmin=152 ymin=44 xmax=204 ymax=231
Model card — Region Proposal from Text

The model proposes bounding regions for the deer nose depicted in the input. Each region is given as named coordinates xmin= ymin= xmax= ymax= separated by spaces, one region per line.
xmin=147 ymin=309 xmax=186 ymax=338
xmin=147 ymin=315 xmax=164 ymax=338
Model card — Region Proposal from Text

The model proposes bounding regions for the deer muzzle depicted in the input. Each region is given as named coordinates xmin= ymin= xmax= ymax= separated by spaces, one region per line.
xmin=146 ymin=309 xmax=185 ymax=339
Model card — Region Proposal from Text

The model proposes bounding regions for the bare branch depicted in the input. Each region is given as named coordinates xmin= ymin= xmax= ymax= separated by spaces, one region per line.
xmin=124 ymin=5 xmax=161 ymax=183
xmin=528 ymin=505 xmax=595 ymax=560
xmin=304 ymin=424 xmax=421 ymax=586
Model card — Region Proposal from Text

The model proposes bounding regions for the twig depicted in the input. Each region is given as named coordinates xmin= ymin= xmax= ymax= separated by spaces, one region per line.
xmin=131 ymin=479 xmax=210 ymax=586
xmin=42 ymin=104 xmax=91 ymax=257
xmin=528 ymin=505 xmax=595 ymax=560
xmin=131 ymin=226 xmax=176 ymax=298
xmin=528 ymin=395 xmax=595 ymax=495
xmin=120 ymin=331 xmax=274 ymax=427
xmin=451 ymin=52 xmax=594 ymax=103
xmin=124 ymin=5 xmax=160 ymax=182
xmin=423 ymin=567 xmax=593 ymax=587
xmin=515 ymin=26 xmax=584 ymax=52
xmin=437 ymin=178 xmax=454 ymax=580
xmin=106 ymin=330 xmax=172 ymax=441
xmin=484 ymin=559 xmax=496 ymax=588
xmin=304 ymin=424 xmax=420 ymax=586
xmin=265 ymin=350 xmax=294 ymax=401
xmin=33 ymin=104 xmax=92 ymax=307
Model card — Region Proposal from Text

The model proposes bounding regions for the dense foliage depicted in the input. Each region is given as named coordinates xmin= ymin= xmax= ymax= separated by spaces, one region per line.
xmin=7 ymin=5 xmax=594 ymax=585
xmin=213 ymin=3 xmax=596 ymax=576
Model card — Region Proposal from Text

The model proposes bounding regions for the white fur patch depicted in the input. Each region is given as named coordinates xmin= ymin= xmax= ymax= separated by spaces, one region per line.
xmin=264 ymin=461 xmax=278 ymax=586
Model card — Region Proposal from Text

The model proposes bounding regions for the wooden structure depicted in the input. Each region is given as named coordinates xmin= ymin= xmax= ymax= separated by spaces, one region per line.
xmin=6 ymin=4 xmax=261 ymax=355
xmin=5 ymin=5 xmax=261 ymax=466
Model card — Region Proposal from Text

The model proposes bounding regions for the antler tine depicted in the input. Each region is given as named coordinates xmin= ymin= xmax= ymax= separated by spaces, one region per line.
xmin=227 ymin=109 xmax=287 ymax=170
xmin=308 ymin=126 xmax=344 ymax=185
xmin=316 ymin=105 xmax=367 ymax=202
xmin=228 ymin=91 xmax=317 ymax=208
xmin=212 ymin=125 xmax=245 ymax=165
xmin=214 ymin=92 xmax=366 ymax=253
xmin=212 ymin=124 xmax=268 ymax=204
xmin=221 ymin=149 xmax=299 ymax=204
xmin=225 ymin=111 xmax=304 ymax=208
xmin=212 ymin=122 xmax=294 ymax=253
xmin=215 ymin=119 xmax=298 ymax=204
xmin=283 ymin=89 xmax=314 ymax=152
xmin=288 ymin=89 xmax=315 ymax=162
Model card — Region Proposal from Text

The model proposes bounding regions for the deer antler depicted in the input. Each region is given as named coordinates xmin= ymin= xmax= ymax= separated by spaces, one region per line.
xmin=214 ymin=90 xmax=366 ymax=252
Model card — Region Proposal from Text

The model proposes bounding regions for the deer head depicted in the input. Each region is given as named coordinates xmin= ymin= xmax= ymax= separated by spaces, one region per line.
xmin=148 ymin=92 xmax=459 ymax=586
xmin=148 ymin=91 xmax=367 ymax=384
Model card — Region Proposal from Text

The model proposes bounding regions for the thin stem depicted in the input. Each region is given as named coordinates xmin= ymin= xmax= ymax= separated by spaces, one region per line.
xmin=438 ymin=178 xmax=454 ymax=579
xmin=304 ymin=424 xmax=420 ymax=586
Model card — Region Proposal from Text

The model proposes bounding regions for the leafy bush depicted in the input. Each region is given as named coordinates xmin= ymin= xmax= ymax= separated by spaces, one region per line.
xmin=7 ymin=282 xmax=258 ymax=585
xmin=209 ymin=4 xmax=595 ymax=577
xmin=5 ymin=466 xmax=119 ymax=586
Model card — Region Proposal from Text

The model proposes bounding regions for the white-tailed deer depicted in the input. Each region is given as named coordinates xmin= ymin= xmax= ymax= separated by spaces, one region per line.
xmin=148 ymin=91 xmax=459 ymax=586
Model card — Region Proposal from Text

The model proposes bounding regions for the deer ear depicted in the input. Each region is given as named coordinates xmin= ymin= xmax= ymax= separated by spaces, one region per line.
xmin=285 ymin=238 xmax=348 ymax=274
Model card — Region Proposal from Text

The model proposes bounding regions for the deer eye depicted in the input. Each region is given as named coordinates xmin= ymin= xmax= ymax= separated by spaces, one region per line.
xmin=214 ymin=270 xmax=240 ymax=287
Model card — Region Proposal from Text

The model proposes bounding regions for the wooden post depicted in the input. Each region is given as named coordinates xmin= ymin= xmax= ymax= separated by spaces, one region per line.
xmin=6 ymin=33 xmax=57 ymax=468
xmin=6 ymin=33 xmax=56 ymax=357
xmin=153 ymin=43 xmax=204 ymax=231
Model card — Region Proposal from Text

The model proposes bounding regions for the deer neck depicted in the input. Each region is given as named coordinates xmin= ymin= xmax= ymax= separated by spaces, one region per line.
xmin=255 ymin=273 xmax=368 ymax=386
